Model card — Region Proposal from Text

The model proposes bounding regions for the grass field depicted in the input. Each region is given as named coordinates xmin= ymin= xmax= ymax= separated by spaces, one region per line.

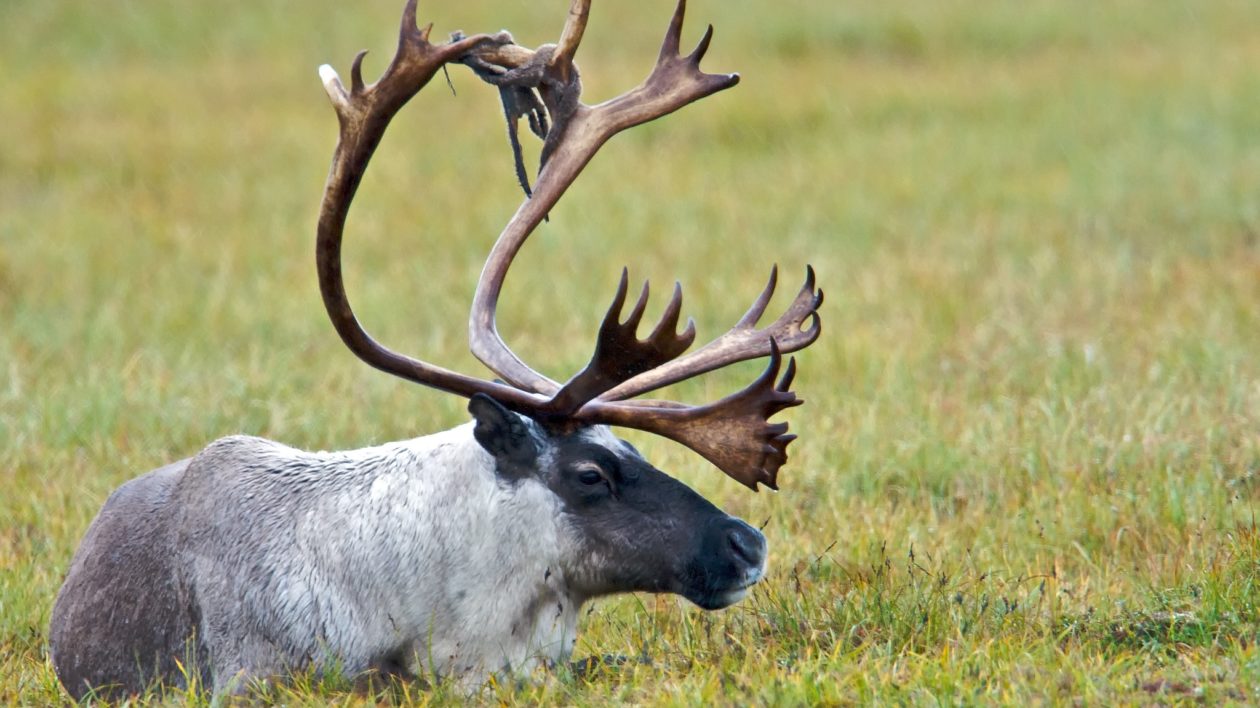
xmin=3 ymin=0 xmax=1259 ymax=704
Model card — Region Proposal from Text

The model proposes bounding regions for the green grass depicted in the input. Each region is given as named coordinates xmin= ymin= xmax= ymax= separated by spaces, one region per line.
xmin=3 ymin=0 xmax=1259 ymax=703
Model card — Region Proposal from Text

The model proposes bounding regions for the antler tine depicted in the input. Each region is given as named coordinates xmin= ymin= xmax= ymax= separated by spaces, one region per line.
xmin=598 ymin=265 xmax=823 ymax=401
xmin=552 ymin=0 xmax=592 ymax=78
xmin=316 ymin=0 xmax=551 ymax=415
xmin=624 ymin=277 xmax=652 ymax=333
xmin=735 ymin=263 xmax=780 ymax=329
xmin=650 ymin=281 xmax=692 ymax=343
xmin=467 ymin=0 xmax=738 ymax=396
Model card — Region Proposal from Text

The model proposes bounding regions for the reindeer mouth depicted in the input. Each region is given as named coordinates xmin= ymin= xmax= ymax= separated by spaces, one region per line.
xmin=710 ymin=586 xmax=753 ymax=608
xmin=688 ymin=563 xmax=767 ymax=610
xmin=694 ymin=582 xmax=757 ymax=610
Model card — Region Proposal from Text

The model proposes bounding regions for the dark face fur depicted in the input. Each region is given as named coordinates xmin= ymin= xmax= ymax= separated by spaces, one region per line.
xmin=469 ymin=394 xmax=767 ymax=610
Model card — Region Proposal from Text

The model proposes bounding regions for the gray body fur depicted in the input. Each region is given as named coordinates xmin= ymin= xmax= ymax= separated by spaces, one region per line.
xmin=51 ymin=425 xmax=591 ymax=697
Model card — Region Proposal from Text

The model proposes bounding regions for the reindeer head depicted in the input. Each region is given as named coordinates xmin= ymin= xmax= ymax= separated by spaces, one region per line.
xmin=467 ymin=392 xmax=767 ymax=609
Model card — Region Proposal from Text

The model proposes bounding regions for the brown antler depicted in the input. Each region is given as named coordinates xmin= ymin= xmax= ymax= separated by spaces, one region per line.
xmin=316 ymin=0 xmax=549 ymax=413
xmin=316 ymin=0 xmax=820 ymax=490
xmin=587 ymin=343 xmax=802 ymax=490
xmin=464 ymin=1 xmax=822 ymax=401
xmin=466 ymin=0 xmax=738 ymax=395
xmin=600 ymin=265 xmax=823 ymax=401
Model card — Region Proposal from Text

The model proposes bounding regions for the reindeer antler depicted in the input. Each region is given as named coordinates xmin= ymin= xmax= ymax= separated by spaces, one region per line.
xmin=465 ymin=0 xmax=741 ymax=392
xmin=316 ymin=0 xmax=821 ymax=490
xmin=316 ymin=1 xmax=546 ymax=412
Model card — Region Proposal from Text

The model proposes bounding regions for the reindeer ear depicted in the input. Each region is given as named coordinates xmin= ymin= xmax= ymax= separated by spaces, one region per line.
xmin=468 ymin=394 xmax=538 ymax=475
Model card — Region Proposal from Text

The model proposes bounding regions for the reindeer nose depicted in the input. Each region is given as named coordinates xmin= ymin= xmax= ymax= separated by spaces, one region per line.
xmin=725 ymin=519 xmax=767 ymax=569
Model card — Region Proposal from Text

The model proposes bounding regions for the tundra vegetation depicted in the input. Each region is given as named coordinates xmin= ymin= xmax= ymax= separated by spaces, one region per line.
xmin=2 ymin=0 xmax=1259 ymax=704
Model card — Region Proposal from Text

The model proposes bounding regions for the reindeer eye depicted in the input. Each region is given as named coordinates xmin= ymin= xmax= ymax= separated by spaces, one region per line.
xmin=572 ymin=461 xmax=610 ymax=487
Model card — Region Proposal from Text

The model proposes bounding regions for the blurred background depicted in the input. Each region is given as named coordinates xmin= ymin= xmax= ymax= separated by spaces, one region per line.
xmin=2 ymin=0 xmax=1258 ymax=702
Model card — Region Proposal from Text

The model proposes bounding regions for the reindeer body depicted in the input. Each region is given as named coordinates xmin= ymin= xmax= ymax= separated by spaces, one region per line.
xmin=176 ymin=427 xmax=583 ymax=686
xmin=52 ymin=424 xmax=589 ymax=697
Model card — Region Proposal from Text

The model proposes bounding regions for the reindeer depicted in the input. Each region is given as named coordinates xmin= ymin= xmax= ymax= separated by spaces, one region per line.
xmin=48 ymin=0 xmax=822 ymax=699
